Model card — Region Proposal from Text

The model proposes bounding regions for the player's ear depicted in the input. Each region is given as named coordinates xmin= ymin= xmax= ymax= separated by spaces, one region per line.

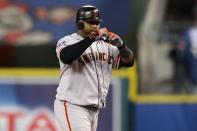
xmin=77 ymin=20 xmax=85 ymax=30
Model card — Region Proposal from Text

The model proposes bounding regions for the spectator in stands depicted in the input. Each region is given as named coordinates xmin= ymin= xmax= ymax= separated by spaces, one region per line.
xmin=170 ymin=8 xmax=197 ymax=92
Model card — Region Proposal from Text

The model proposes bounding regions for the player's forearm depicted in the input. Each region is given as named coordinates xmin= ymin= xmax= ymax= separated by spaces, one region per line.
xmin=60 ymin=37 xmax=94 ymax=64
xmin=119 ymin=44 xmax=134 ymax=67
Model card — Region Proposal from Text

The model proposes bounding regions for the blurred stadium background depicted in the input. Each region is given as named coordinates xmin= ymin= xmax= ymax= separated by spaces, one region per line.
xmin=0 ymin=0 xmax=197 ymax=131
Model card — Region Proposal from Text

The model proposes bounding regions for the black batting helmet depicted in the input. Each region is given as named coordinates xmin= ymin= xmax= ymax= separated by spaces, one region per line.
xmin=76 ymin=5 xmax=102 ymax=23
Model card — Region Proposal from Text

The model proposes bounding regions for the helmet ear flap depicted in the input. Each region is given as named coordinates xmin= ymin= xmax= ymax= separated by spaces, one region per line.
xmin=77 ymin=20 xmax=85 ymax=30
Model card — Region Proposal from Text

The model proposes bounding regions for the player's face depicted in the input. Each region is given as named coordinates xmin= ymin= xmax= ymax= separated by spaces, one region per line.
xmin=87 ymin=21 xmax=100 ymax=29
xmin=81 ymin=20 xmax=100 ymax=35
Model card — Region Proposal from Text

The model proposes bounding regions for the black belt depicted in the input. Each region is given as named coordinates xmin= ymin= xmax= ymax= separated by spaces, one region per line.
xmin=61 ymin=100 xmax=99 ymax=111
xmin=82 ymin=105 xmax=98 ymax=111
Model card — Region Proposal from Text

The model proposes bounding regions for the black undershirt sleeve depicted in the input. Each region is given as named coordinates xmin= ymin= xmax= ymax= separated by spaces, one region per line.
xmin=118 ymin=43 xmax=134 ymax=68
xmin=60 ymin=37 xmax=95 ymax=64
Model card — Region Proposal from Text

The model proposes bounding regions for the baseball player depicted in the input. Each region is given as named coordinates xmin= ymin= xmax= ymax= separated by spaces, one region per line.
xmin=54 ymin=5 xmax=134 ymax=131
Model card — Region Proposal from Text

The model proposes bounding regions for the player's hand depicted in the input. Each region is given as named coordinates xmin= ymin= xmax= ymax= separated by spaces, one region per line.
xmin=98 ymin=28 xmax=124 ymax=47
xmin=108 ymin=32 xmax=124 ymax=48
xmin=87 ymin=31 xmax=98 ymax=40
xmin=97 ymin=27 xmax=110 ymax=41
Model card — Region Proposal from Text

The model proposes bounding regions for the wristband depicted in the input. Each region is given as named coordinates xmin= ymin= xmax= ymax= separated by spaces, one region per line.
xmin=118 ymin=43 xmax=125 ymax=49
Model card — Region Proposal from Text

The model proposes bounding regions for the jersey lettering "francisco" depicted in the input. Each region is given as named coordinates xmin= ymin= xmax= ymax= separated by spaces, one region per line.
xmin=79 ymin=52 xmax=114 ymax=66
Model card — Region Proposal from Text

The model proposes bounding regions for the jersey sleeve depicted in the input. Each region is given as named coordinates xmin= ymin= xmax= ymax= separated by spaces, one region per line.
xmin=111 ymin=45 xmax=121 ymax=69
xmin=56 ymin=36 xmax=71 ymax=58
